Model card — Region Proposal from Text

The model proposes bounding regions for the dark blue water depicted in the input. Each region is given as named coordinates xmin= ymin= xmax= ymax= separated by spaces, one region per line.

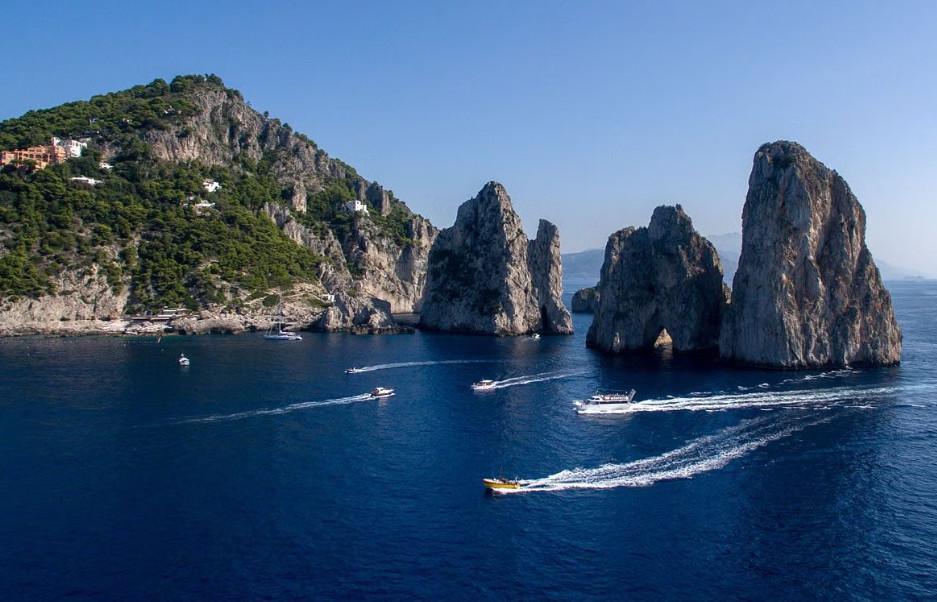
xmin=2 ymin=282 xmax=936 ymax=600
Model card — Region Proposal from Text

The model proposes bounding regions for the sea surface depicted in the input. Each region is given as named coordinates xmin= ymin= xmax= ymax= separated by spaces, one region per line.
xmin=1 ymin=281 xmax=936 ymax=600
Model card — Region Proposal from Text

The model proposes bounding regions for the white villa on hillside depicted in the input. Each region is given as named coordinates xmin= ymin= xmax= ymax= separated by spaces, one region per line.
xmin=53 ymin=137 xmax=88 ymax=158
xmin=345 ymin=199 xmax=369 ymax=214
xmin=69 ymin=176 xmax=101 ymax=186
xmin=203 ymin=179 xmax=221 ymax=193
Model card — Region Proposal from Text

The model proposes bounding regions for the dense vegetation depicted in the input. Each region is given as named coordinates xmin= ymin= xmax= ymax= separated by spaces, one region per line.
xmin=0 ymin=74 xmax=425 ymax=311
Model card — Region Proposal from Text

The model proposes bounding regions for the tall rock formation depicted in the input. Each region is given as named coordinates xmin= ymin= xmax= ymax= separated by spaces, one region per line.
xmin=720 ymin=141 xmax=901 ymax=367
xmin=527 ymin=220 xmax=574 ymax=333
xmin=586 ymin=205 xmax=726 ymax=353
xmin=419 ymin=182 xmax=573 ymax=335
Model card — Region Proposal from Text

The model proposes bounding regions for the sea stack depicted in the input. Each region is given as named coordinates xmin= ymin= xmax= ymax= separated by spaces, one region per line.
xmin=586 ymin=205 xmax=726 ymax=353
xmin=419 ymin=182 xmax=573 ymax=335
xmin=571 ymin=287 xmax=600 ymax=313
xmin=719 ymin=141 xmax=901 ymax=368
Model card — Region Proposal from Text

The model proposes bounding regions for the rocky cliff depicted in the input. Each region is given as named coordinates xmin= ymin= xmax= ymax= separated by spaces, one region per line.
xmin=420 ymin=182 xmax=572 ymax=335
xmin=144 ymin=80 xmax=438 ymax=316
xmin=586 ymin=205 xmax=726 ymax=353
xmin=571 ymin=287 xmax=599 ymax=313
xmin=719 ymin=141 xmax=901 ymax=367
xmin=0 ymin=75 xmax=436 ymax=335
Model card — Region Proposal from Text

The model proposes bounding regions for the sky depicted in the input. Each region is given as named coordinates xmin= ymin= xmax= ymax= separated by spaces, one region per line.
xmin=3 ymin=1 xmax=937 ymax=275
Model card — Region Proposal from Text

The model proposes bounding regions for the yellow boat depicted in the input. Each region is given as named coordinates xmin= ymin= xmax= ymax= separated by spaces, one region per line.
xmin=483 ymin=477 xmax=521 ymax=491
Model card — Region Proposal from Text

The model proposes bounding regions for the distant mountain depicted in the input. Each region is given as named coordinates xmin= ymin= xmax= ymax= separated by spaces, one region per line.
xmin=564 ymin=231 xmax=924 ymax=287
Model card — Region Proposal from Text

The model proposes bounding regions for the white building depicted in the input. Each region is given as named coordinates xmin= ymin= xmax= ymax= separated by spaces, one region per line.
xmin=345 ymin=199 xmax=370 ymax=215
xmin=99 ymin=162 xmax=113 ymax=171
xmin=203 ymin=179 xmax=221 ymax=193
xmin=69 ymin=176 xmax=101 ymax=186
xmin=53 ymin=137 xmax=88 ymax=158
xmin=193 ymin=200 xmax=216 ymax=210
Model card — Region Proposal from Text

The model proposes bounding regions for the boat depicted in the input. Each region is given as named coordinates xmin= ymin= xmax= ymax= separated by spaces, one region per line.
xmin=482 ymin=477 xmax=521 ymax=491
xmin=178 ymin=353 xmax=190 ymax=367
xmin=471 ymin=379 xmax=496 ymax=391
xmin=574 ymin=389 xmax=637 ymax=413
xmin=345 ymin=367 xmax=365 ymax=374
xmin=263 ymin=303 xmax=302 ymax=341
xmin=530 ymin=333 xmax=541 ymax=340
xmin=370 ymin=387 xmax=395 ymax=399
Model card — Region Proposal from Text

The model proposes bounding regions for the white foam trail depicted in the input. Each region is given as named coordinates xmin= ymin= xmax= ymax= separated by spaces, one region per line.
xmin=488 ymin=370 xmax=585 ymax=390
xmin=576 ymin=383 xmax=929 ymax=415
xmin=174 ymin=393 xmax=376 ymax=424
xmin=347 ymin=359 xmax=497 ymax=373
xmin=501 ymin=414 xmax=832 ymax=494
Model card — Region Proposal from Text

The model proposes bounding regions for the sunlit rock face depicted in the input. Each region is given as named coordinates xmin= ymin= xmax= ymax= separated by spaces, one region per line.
xmin=420 ymin=182 xmax=572 ymax=335
xmin=719 ymin=141 xmax=901 ymax=368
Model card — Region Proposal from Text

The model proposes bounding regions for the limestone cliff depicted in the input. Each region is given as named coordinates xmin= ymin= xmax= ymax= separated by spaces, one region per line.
xmin=586 ymin=205 xmax=726 ymax=353
xmin=719 ymin=141 xmax=901 ymax=367
xmin=420 ymin=182 xmax=572 ymax=335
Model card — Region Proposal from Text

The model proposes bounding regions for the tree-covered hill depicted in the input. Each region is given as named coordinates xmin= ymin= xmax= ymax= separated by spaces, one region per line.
xmin=0 ymin=75 xmax=435 ymax=317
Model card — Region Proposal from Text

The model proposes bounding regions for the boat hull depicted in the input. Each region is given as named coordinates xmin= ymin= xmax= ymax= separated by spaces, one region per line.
xmin=482 ymin=478 xmax=521 ymax=490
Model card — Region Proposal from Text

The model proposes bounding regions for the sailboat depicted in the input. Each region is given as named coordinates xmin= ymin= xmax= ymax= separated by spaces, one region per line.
xmin=264 ymin=302 xmax=303 ymax=341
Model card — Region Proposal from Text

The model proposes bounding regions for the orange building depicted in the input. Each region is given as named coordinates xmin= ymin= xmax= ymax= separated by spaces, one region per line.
xmin=0 ymin=140 xmax=68 ymax=170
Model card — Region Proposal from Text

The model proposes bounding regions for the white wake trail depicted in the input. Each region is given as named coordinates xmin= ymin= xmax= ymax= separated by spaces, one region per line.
xmin=577 ymin=383 xmax=921 ymax=415
xmin=489 ymin=370 xmax=586 ymax=390
xmin=502 ymin=414 xmax=832 ymax=494
xmin=347 ymin=359 xmax=498 ymax=373
xmin=173 ymin=393 xmax=376 ymax=424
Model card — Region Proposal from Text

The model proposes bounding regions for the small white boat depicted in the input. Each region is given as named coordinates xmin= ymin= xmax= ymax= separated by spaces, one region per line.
xmin=530 ymin=333 xmax=541 ymax=340
xmin=370 ymin=387 xmax=395 ymax=399
xmin=178 ymin=353 xmax=190 ymax=367
xmin=574 ymin=389 xmax=637 ymax=413
xmin=345 ymin=367 xmax=365 ymax=374
xmin=471 ymin=379 xmax=497 ymax=391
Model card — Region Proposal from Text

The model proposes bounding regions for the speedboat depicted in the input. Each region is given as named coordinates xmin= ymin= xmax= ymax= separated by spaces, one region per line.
xmin=370 ymin=387 xmax=395 ymax=399
xmin=178 ymin=353 xmax=190 ymax=367
xmin=471 ymin=379 xmax=496 ymax=391
xmin=574 ymin=389 xmax=637 ymax=413
xmin=345 ymin=367 xmax=365 ymax=374
xmin=483 ymin=477 xmax=521 ymax=491
xmin=530 ymin=333 xmax=541 ymax=340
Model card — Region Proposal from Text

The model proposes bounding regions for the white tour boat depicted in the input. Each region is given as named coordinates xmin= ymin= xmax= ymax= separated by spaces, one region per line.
xmin=471 ymin=379 xmax=497 ymax=391
xmin=178 ymin=353 xmax=190 ymax=367
xmin=574 ymin=389 xmax=637 ymax=413
xmin=370 ymin=387 xmax=395 ymax=399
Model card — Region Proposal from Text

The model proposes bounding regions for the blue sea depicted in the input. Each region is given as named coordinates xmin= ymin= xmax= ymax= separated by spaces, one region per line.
xmin=1 ymin=281 xmax=936 ymax=600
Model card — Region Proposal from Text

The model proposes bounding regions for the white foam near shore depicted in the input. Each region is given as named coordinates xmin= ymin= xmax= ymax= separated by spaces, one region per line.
xmin=499 ymin=413 xmax=833 ymax=494
xmin=173 ymin=393 xmax=376 ymax=424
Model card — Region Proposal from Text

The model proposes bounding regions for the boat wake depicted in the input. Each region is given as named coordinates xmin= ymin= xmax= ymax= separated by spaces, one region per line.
xmin=577 ymin=383 xmax=917 ymax=415
xmin=172 ymin=393 xmax=376 ymax=424
xmin=500 ymin=413 xmax=832 ymax=494
xmin=486 ymin=370 xmax=586 ymax=390
xmin=346 ymin=359 xmax=498 ymax=373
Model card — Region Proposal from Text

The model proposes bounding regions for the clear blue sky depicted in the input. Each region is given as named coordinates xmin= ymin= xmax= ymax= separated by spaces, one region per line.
xmin=4 ymin=1 xmax=936 ymax=274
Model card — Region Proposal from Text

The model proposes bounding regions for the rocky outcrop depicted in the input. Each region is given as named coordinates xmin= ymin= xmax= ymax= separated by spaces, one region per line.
xmin=313 ymin=293 xmax=403 ymax=333
xmin=586 ymin=205 xmax=726 ymax=353
xmin=571 ymin=287 xmax=599 ymax=313
xmin=420 ymin=182 xmax=572 ymax=335
xmin=0 ymin=264 xmax=129 ymax=336
xmin=527 ymin=220 xmax=574 ymax=334
xmin=719 ymin=141 xmax=901 ymax=368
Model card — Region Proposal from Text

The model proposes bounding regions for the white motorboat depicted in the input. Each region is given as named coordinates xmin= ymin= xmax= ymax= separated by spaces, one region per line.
xmin=530 ymin=333 xmax=541 ymax=340
xmin=370 ymin=387 xmax=395 ymax=399
xmin=574 ymin=389 xmax=637 ymax=413
xmin=471 ymin=379 xmax=496 ymax=391
xmin=345 ymin=367 xmax=366 ymax=374
xmin=178 ymin=353 xmax=190 ymax=367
